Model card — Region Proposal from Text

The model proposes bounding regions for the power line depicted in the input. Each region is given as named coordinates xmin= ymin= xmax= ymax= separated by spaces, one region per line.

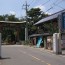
xmin=45 ymin=0 xmax=65 ymax=12
xmin=53 ymin=3 xmax=64 ymax=9
xmin=30 ymin=0 xmax=50 ymax=9
xmin=54 ymin=0 xmax=65 ymax=9
xmin=29 ymin=0 xmax=35 ymax=5
xmin=45 ymin=7 xmax=53 ymax=12
xmin=31 ymin=0 xmax=50 ymax=8
xmin=55 ymin=0 xmax=65 ymax=4
xmin=29 ymin=0 xmax=37 ymax=6
xmin=42 ymin=0 xmax=50 ymax=6
xmin=45 ymin=0 xmax=60 ymax=12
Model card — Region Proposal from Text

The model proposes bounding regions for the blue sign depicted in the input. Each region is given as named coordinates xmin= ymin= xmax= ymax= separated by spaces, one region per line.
xmin=62 ymin=13 xmax=65 ymax=29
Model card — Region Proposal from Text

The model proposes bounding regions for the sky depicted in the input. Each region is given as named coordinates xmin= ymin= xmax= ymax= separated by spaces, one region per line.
xmin=0 ymin=0 xmax=65 ymax=18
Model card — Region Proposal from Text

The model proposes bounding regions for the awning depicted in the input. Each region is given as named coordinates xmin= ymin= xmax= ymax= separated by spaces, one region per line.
xmin=29 ymin=33 xmax=52 ymax=37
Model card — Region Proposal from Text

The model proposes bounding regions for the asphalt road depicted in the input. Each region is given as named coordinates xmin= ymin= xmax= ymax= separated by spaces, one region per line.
xmin=0 ymin=45 xmax=65 ymax=65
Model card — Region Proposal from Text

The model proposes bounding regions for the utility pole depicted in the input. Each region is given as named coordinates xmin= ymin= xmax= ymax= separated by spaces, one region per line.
xmin=22 ymin=1 xmax=29 ymax=41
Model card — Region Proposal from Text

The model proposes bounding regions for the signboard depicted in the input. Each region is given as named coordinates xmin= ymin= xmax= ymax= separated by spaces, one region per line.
xmin=62 ymin=12 xmax=65 ymax=29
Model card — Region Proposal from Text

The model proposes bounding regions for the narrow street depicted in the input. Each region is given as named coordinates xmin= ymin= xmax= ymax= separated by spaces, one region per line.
xmin=0 ymin=45 xmax=65 ymax=65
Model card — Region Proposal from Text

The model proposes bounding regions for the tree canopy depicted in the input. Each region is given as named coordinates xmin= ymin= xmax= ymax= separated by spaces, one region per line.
xmin=0 ymin=14 xmax=20 ymax=21
xmin=27 ymin=8 xmax=49 ymax=35
xmin=27 ymin=8 xmax=48 ymax=23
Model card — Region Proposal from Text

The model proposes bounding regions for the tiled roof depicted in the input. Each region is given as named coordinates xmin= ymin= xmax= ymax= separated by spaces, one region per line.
xmin=34 ymin=9 xmax=65 ymax=25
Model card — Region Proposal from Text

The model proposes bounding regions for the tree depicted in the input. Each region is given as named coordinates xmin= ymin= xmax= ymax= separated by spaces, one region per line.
xmin=0 ymin=14 xmax=19 ymax=21
xmin=27 ymin=8 xmax=49 ymax=35
xmin=0 ymin=15 xmax=5 ymax=21
xmin=5 ymin=14 xmax=19 ymax=21
xmin=27 ymin=8 xmax=48 ymax=23
xmin=27 ymin=8 xmax=41 ymax=23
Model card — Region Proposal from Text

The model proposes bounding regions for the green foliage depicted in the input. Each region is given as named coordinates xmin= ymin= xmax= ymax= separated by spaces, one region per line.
xmin=27 ymin=8 xmax=41 ymax=23
xmin=0 ymin=15 xmax=4 ymax=21
xmin=27 ymin=8 xmax=41 ymax=18
xmin=27 ymin=8 xmax=49 ymax=23
xmin=27 ymin=8 xmax=49 ymax=35
xmin=43 ymin=21 xmax=59 ymax=33
xmin=0 ymin=14 xmax=19 ymax=21
xmin=19 ymin=29 xmax=25 ymax=40
xmin=24 ymin=40 xmax=30 ymax=45
xmin=8 ymin=15 xmax=19 ymax=21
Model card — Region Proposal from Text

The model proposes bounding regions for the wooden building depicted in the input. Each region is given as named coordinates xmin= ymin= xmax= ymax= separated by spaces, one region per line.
xmin=30 ymin=9 xmax=65 ymax=50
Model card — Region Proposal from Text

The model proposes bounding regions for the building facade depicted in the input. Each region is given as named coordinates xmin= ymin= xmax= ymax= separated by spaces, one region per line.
xmin=30 ymin=9 xmax=65 ymax=50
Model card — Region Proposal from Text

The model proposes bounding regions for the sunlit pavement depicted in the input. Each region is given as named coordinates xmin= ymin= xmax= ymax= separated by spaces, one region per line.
xmin=0 ymin=45 xmax=65 ymax=65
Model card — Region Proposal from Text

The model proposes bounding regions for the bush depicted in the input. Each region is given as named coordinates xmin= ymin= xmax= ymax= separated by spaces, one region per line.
xmin=23 ymin=40 xmax=30 ymax=45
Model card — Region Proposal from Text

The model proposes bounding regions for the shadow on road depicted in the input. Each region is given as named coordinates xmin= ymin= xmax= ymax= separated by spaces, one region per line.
xmin=0 ymin=57 xmax=11 ymax=60
xmin=62 ymin=54 xmax=65 ymax=55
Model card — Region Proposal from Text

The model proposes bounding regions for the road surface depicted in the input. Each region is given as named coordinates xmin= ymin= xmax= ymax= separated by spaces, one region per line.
xmin=0 ymin=45 xmax=65 ymax=65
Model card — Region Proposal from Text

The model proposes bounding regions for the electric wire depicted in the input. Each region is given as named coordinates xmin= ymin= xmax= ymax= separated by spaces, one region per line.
xmin=53 ymin=3 xmax=64 ymax=9
xmin=45 ymin=0 xmax=65 ymax=12
xmin=42 ymin=0 xmax=50 ymax=6
xmin=29 ymin=0 xmax=38 ymax=6
xmin=29 ymin=0 xmax=35 ymax=5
